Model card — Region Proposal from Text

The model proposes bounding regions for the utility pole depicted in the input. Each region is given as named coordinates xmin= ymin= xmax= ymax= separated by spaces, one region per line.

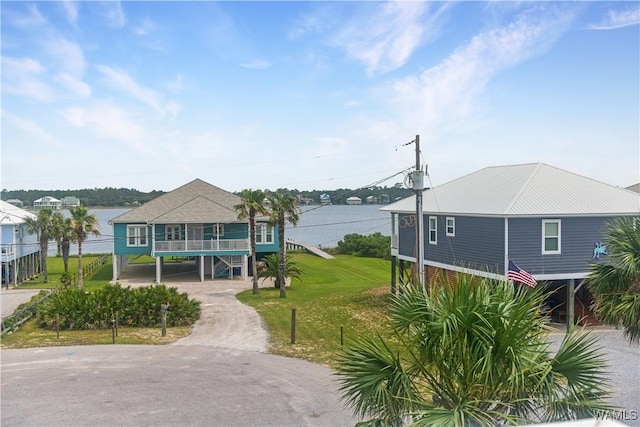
xmin=412 ymin=135 xmax=425 ymax=291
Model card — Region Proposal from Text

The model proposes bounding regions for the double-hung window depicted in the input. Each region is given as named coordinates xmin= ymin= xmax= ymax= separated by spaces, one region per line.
xmin=542 ymin=220 xmax=561 ymax=254
xmin=429 ymin=216 xmax=437 ymax=244
xmin=255 ymin=223 xmax=274 ymax=244
xmin=446 ymin=217 xmax=455 ymax=237
xmin=127 ymin=225 xmax=148 ymax=247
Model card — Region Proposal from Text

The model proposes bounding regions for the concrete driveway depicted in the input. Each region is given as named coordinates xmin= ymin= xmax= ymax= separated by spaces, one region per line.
xmin=1 ymin=264 xmax=360 ymax=427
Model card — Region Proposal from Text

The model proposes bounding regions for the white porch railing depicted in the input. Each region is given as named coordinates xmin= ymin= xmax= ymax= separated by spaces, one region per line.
xmin=154 ymin=239 xmax=249 ymax=252
xmin=1 ymin=244 xmax=14 ymax=256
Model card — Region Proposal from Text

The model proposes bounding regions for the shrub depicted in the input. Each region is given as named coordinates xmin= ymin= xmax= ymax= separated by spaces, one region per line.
xmin=336 ymin=232 xmax=391 ymax=259
xmin=37 ymin=284 xmax=200 ymax=330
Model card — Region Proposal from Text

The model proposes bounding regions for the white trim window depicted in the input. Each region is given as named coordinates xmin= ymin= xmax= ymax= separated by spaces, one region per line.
xmin=127 ymin=225 xmax=148 ymax=247
xmin=542 ymin=220 xmax=561 ymax=254
xmin=429 ymin=216 xmax=437 ymax=245
xmin=166 ymin=225 xmax=180 ymax=240
xmin=255 ymin=223 xmax=274 ymax=244
xmin=446 ymin=217 xmax=455 ymax=237
xmin=214 ymin=224 xmax=224 ymax=237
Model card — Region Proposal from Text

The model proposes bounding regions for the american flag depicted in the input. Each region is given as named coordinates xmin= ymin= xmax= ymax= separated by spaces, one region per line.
xmin=507 ymin=261 xmax=537 ymax=287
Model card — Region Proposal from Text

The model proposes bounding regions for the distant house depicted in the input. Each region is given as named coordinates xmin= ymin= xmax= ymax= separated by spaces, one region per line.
xmin=346 ymin=196 xmax=362 ymax=205
xmin=382 ymin=163 xmax=640 ymax=324
xmin=366 ymin=196 xmax=377 ymax=204
xmin=60 ymin=196 xmax=81 ymax=207
xmin=1 ymin=200 xmax=41 ymax=287
xmin=319 ymin=194 xmax=331 ymax=205
xmin=110 ymin=179 xmax=278 ymax=283
xmin=33 ymin=196 xmax=61 ymax=210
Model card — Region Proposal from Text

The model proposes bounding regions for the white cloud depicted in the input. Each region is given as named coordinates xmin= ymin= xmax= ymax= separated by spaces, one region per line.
xmin=62 ymin=1 xmax=79 ymax=26
xmin=1 ymin=56 xmax=56 ymax=102
xmin=383 ymin=5 xmax=576 ymax=139
xmin=55 ymin=72 xmax=91 ymax=98
xmin=95 ymin=65 xmax=181 ymax=117
xmin=330 ymin=1 xmax=439 ymax=75
xmin=1 ymin=109 xmax=54 ymax=142
xmin=61 ymin=102 xmax=146 ymax=146
xmin=103 ymin=1 xmax=125 ymax=28
xmin=240 ymin=59 xmax=272 ymax=70
xmin=590 ymin=7 xmax=640 ymax=30
xmin=43 ymin=36 xmax=85 ymax=76
xmin=165 ymin=74 xmax=185 ymax=93
xmin=7 ymin=4 xmax=46 ymax=28
xmin=134 ymin=16 xmax=157 ymax=36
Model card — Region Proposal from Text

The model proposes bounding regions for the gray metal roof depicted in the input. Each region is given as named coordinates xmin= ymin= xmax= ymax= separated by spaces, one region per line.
xmin=381 ymin=163 xmax=640 ymax=217
xmin=111 ymin=179 xmax=244 ymax=224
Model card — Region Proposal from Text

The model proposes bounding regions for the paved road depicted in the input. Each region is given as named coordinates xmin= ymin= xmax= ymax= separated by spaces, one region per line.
xmin=2 ymin=267 xmax=360 ymax=427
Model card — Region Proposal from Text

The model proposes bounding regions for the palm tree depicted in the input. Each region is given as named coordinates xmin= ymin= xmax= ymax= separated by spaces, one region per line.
xmin=50 ymin=211 xmax=66 ymax=257
xmin=24 ymin=208 xmax=54 ymax=283
xmin=588 ymin=216 xmax=640 ymax=343
xmin=266 ymin=192 xmax=300 ymax=298
xmin=257 ymin=253 xmax=303 ymax=289
xmin=234 ymin=189 xmax=269 ymax=294
xmin=336 ymin=276 xmax=612 ymax=426
xmin=69 ymin=206 xmax=100 ymax=289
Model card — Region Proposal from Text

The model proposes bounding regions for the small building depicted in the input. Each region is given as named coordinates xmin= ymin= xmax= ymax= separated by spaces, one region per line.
xmin=1 ymin=200 xmax=41 ymax=287
xmin=346 ymin=196 xmax=362 ymax=205
xmin=33 ymin=196 xmax=61 ymax=210
xmin=366 ymin=196 xmax=377 ymax=204
xmin=61 ymin=196 xmax=81 ymax=207
xmin=319 ymin=194 xmax=331 ymax=205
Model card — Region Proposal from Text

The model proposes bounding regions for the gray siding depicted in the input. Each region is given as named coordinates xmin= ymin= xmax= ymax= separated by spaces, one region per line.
xmin=425 ymin=215 xmax=504 ymax=273
xmin=508 ymin=216 xmax=613 ymax=275
xmin=398 ymin=213 xmax=417 ymax=258
xmin=398 ymin=214 xmax=504 ymax=273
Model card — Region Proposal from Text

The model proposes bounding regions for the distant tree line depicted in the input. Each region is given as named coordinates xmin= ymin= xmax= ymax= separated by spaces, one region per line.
xmin=265 ymin=183 xmax=414 ymax=205
xmin=2 ymin=183 xmax=415 ymax=208
xmin=1 ymin=188 xmax=165 ymax=207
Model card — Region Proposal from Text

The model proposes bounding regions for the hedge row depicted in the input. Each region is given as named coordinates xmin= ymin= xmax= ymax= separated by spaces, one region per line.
xmin=37 ymin=284 xmax=200 ymax=330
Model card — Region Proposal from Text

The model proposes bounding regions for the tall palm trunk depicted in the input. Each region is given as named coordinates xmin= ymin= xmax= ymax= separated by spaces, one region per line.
xmin=77 ymin=238 xmax=84 ymax=289
xmin=249 ymin=214 xmax=259 ymax=294
xmin=278 ymin=214 xmax=286 ymax=298
xmin=40 ymin=236 xmax=49 ymax=283
xmin=61 ymin=238 xmax=70 ymax=274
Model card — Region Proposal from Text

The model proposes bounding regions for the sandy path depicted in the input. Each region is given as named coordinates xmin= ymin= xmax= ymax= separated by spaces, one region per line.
xmin=117 ymin=273 xmax=269 ymax=352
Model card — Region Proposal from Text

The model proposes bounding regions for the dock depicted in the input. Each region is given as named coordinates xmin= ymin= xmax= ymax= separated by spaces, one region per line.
xmin=286 ymin=239 xmax=334 ymax=259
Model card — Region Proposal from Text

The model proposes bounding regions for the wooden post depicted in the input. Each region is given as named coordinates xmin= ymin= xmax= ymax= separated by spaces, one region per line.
xmin=340 ymin=326 xmax=344 ymax=346
xmin=161 ymin=304 xmax=167 ymax=337
xmin=56 ymin=314 xmax=60 ymax=339
xmin=290 ymin=308 xmax=296 ymax=344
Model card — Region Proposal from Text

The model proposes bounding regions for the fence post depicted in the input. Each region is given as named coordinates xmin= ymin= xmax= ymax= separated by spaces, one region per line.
xmin=340 ymin=326 xmax=344 ymax=346
xmin=290 ymin=308 xmax=296 ymax=344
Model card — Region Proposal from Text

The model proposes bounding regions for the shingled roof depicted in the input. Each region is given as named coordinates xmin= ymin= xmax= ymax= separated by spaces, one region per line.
xmin=382 ymin=163 xmax=640 ymax=217
xmin=111 ymin=179 xmax=244 ymax=224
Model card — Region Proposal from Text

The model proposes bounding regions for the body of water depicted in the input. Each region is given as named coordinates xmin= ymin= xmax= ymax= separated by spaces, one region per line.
xmin=47 ymin=205 xmax=391 ymax=256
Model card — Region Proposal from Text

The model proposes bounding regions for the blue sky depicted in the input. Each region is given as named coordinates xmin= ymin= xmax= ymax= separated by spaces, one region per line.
xmin=2 ymin=1 xmax=638 ymax=193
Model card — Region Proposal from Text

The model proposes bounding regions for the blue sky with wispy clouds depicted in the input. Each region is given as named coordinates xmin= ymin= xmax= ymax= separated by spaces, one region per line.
xmin=2 ymin=1 xmax=638 ymax=192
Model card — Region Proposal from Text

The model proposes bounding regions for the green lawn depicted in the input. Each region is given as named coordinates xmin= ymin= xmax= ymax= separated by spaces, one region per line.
xmin=237 ymin=253 xmax=394 ymax=367
xmin=8 ymin=252 xmax=396 ymax=367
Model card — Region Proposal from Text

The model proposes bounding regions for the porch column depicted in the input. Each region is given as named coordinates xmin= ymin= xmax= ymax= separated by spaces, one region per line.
xmin=112 ymin=253 xmax=118 ymax=281
xmin=156 ymin=256 xmax=162 ymax=284
xmin=242 ymin=254 xmax=248 ymax=280
xmin=567 ymin=279 xmax=575 ymax=332
xmin=199 ymin=255 xmax=204 ymax=282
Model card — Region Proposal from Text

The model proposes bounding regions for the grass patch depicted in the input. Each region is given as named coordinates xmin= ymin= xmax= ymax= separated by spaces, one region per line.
xmin=15 ymin=255 xmax=106 ymax=290
xmin=1 ymin=320 xmax=192 ymax=348
xmin=237 ymin=253 xmax=394 ymax=368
